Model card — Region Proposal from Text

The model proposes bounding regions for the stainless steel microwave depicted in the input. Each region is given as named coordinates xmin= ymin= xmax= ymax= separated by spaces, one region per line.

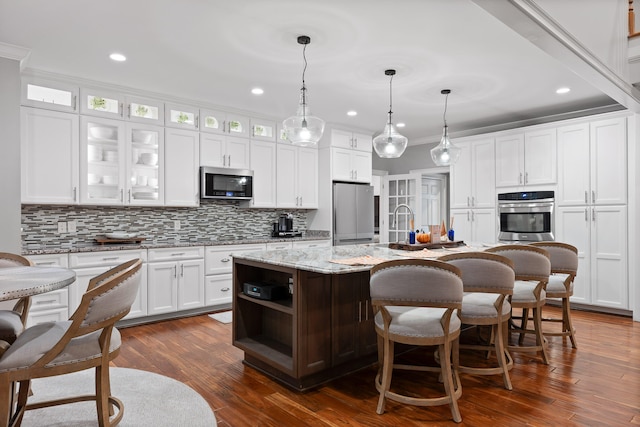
xmin=200 ymin=167 xmax=253 ymax=200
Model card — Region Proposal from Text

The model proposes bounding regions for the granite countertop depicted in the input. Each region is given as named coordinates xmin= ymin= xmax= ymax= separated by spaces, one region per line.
xmin=23 ymin=235 xmax=330 ymax=256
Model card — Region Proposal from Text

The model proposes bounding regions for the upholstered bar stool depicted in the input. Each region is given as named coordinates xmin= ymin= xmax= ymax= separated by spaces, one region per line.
xmin=530 ymin=242 xmax=579 ymax=348
xmin=439 ymin=252 xmax=515 ymax=390
xmin=485 ymin=245 xmax=551 ymax=364
xmin=0 ymin=258 xmax=142 ymax=427
xmin=369 ymin=259 xmax=464 ymax=423
xmin=0 ymin=253 xmax=33 ymax=352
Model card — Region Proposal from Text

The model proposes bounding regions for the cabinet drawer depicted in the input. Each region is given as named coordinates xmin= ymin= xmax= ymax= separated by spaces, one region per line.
xmin=69 ymin=249 xmax=147 ymax=268
xmin=205 ymin=244 xmax=265 ymax=275
xmin=30 ymin=288 xmax=68 ymax=311
xmin=292 ymin=240 xmax=331 ymax=249
xmin=266 ymin=241 xmax=292 ymax=251
xmin=205 ymin=274 xmax=233 ymax=306
xmin=147 ymin=246 xmax=204 ymax=262
xmin=27 ymin=307 xmax=69 ymax=327
xmin=28 ymin=253 xmax=69 ymax=267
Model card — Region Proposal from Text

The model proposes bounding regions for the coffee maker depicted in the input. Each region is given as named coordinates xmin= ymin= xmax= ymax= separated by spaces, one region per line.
xmin=271 ymin=213 xmax=301 ymax=237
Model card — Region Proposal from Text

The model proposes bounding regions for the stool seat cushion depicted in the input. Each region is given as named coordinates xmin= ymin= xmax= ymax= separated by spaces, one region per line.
xmin=0 ymin=310 xmax=23 ymax=342
xmin=0 ymin=321 xmax=121 ymax=372
xmin=546 ymin=274 xmax=572 ymax=296
xmin=512 ymin=280 xmax=546 ymax=304
xmin=374 ymin=306 xmax=461 ymax=339
xmin=460 ymin=293 xmax=511 ymax=321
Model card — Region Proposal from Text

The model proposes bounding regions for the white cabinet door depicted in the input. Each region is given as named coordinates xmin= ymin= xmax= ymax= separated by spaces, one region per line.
xmin=125 ymin=123 xmax=164 ymax=206
xmin=450 ymin=209 xmax=473 ymax=243
xmin=123 ymin=264 xmax=148 ymax=319
xmin=125 ymin=95 xmax=164 ymax=124
xmin=276 ymin=144 xmax=297 ymax=208
xmin=199 ymin=132 xmax=225 ymax=167
xmin=79 ymin=88 xmax=124 ymax=119
xmin=331 ymin=147 xmax=353 ymax=181
xmin=524 ymin=128 xmax=556 ymax=186
xmin=471 ymin=209 xmax=497 ymax=244
xmin=21 ymin=107 xmax=79 ymax=204
xmin=224 ymin=136 xmax=250 ymax=169
xmin=450 ymin=141 xmax=473 ymax=209
xmin=205 ymin=244 xmax=266 ymax=275
xmin=352 ymin=132 xmax=372 ymax=152
xmin=147 ymin=261 xmax=178 ymax=315
xmin=80 ymin=116 xmax=126 ymax=205
xmin=591 ymin=206 xmax=627 ymax=309
xmin=330 ymin=129 xmax=353 ymax=149
xmin=250 ymin=119 xmax=276 ymax=142
xmin=557 ymin=123 xmax=590 ymax=206
xmin=165 ymin=128 xmax=199 ymax=206
xmin=352 ymin=151 xmax=372 ymax=183
xmin=495 ymin=133 xmax=524 ymax=187
xmin=177 ymin=259 xmax=205 ymax=311
xmin=250 ymin=140 xmax=276 ymax=208
xmin=200 ymin=109 xmax=227 ymax=134
xmin=165 ymin=102 xmax=199 ymax=130
xmin=292 ymin=240 xmax=331 ymax=249
xmin=556 ymin=206 xmax=591 ymax=303
xmin=590 ymin=117 xmax=627 ymax=205
xmin=297 ymin=147 xmax=318 ymax=208
xmin=472 ymin=138 xmax=495 ymax=208
xmin=22 ymin=78 xmax=78 ymax=113
xmin=205 ymin=273 xmax=233 ymax=306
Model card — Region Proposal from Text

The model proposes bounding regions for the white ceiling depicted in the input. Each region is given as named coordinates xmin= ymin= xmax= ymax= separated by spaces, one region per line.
xmin=0 ymin=0 xmax=619 ymax=144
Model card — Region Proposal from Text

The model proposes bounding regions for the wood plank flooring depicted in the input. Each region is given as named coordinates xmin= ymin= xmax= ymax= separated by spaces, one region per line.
xmin=113 ymin=307 xmax=640 ymax=426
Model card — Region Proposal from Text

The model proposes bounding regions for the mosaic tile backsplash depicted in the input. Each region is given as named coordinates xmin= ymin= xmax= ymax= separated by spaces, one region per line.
xmin=21 ymin=201 xmax=324 ymax=251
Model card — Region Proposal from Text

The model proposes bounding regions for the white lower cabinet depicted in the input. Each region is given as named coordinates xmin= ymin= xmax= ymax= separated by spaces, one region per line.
xmin=450 ymin=209 xmax=497 ymax=244
xmin=147 ymin=247 xmax=205 ymax=315
xmin=556 ymin=205 xmax=627 ymax=309
xmin=292 ymin=240 xmax=331 ymax=249
xmin=68 ymin=249 xmax=148 ymax=320
xmin=204 ymin=244 xmax=265 ymax=306
xmin=25 ymin=254 xmax=71 ymax=327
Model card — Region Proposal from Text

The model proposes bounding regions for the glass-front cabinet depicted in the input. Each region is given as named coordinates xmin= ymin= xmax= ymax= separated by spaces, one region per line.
xmin=80 ymin=117 xmax=125 ymax=204
xmin=200 ymin=108 xmax=250 ymax=137
xmin=80 ymin=117 xmax=163 ymax=205
xmin=126 ymin=123 xmax=164 ymax=205
xmin=21 ymin=78 xmax=78 ymax=113
xmin=79 ymin=88 xmax=124 ymax=119
xmin=250 ymin=118 xmax=276 ymax=142
xmin=165 ymin=102 xmax=199 ymax=130
xmin=125 ymin=96 xmax=164 ymax=124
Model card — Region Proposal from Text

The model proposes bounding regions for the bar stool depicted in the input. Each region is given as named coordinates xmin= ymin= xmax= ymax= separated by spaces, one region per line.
xmin=530 ymin=242 xmax=579 ymax=348
xmin=0 ymin=253 xmax=33 ymax=353
xmin=369 ymin=259 xmax=464 ymax=423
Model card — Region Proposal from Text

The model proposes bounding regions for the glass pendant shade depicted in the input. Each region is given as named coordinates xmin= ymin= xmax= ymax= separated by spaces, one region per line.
xmin=430 ymin=125 xmax=461 ymax=166
xmin=283 ymin=87 xmax=325 ymax=146
xmin=373 ymin=69 xmax=407 ymax=158
xmin=430 ymin=88 xmax=460 ymax=166
xmin=283 ymin=35 xmax=325 ymax=147
xmin=373 ymin=114 xmax=408 ymax=158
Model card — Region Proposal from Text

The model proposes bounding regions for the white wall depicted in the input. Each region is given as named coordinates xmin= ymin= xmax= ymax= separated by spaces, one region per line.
xmin=0 ymin=57 xmax=22 ymax=253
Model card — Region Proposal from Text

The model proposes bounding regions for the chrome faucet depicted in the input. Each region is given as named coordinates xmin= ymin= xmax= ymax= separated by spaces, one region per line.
xmin=392 ymin=203 xmax=414 ymax=229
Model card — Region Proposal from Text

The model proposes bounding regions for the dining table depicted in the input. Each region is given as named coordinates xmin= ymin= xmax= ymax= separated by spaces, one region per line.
xmin=0 ymin=265 xmax=76 ymax=302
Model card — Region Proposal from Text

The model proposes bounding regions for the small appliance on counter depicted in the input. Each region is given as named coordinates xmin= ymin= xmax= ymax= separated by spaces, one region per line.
xmin=271 ymin=213 xmax=302 ymax=238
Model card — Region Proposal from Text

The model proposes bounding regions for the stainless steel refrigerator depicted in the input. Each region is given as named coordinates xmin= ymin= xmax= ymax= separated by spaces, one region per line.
xmin=333 ymin=182 xmax=374 ymax=246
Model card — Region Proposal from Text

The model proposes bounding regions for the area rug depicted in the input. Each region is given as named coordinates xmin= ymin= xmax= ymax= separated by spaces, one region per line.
xmin=21 ymin=367 xmax=217 ymax=427
xmin=209 ymin=310 xmax=232 ymax=324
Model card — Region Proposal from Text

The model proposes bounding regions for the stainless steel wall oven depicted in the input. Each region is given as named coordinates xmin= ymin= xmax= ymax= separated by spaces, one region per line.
xmin=498 ymin=191 xmax=554 ymax=242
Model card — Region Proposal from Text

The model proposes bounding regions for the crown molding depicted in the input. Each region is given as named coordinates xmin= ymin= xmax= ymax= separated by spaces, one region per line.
xmin=0 ymin=42 xmax=31 ymax=71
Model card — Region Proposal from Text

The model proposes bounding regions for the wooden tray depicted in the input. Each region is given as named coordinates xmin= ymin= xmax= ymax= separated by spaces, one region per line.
xmin=95 ymin=236 xmax=146 ymax=245
xmin=388 ymin=240 xmax=465 ymax=251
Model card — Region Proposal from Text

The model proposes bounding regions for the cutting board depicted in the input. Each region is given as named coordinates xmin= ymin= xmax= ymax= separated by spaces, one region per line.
xmin=388 ymin=240 xmax=465 ymax=251
xmin=95 ymin=235 xmax=146 ymax=245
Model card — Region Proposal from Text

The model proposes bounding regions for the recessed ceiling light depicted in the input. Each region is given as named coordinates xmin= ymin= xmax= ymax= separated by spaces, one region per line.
xmin=347 ymin=110 xmax=357 ymax=116
xmin=109 ymin=53 xmax=126 ymax=62
xmin=251 ymin=88 xmax=264 ymax=95
xmin=396 ymin=122 xmax=406 ymax=128
xmin=556 ymin=87 xmax=570 ymax=94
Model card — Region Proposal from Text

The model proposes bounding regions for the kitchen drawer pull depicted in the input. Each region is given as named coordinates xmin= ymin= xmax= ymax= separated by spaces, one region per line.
xmin=592 ymin=190 xmax=596 ymax=203
xmin=592 ymin=208 xmax=596 ymax=222
xmin=471 ymin=196 xmax=475 ymax=207
xmin=119 ymin=102 xmax=124 ymax=117
xmin=467 ymin=196 xmax=470 ymax=207
xmin=221 ymin=257 xmax=231 ymax=263
xmin=195 ymin=116 xmax=199 ymax=129
xmin=36 ymin=261 xmax=55 ymax=266
xmin=36 ymin=299 xmax=56 ymax=305
xmin=127 ymin=104 xmax=131 ymax=118
xmin=180 ymin=264 xmax=184 ymax=277
xmin=584 ymin=208 xmax=588 ymax=222
xmin=102 ymin=257 xmax=119 ymax=261
xmin=221 ymin=287 xmax=230 ymax=292
xmin=171 ymin=252 xmax=185 ymax=256
xmin=173 ymin=266 xmax=177 ymax=278
xmin=585 ymin=191 xmax=588 ymax=204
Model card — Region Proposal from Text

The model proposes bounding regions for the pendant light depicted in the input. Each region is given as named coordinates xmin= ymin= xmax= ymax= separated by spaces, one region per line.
xmin=430 ymin=89 xmax=461 ymax=166
xmin=373 ymin=69 xmax=408 ymax=158
xmin=282 ymin=35 xmax=325 ymax=146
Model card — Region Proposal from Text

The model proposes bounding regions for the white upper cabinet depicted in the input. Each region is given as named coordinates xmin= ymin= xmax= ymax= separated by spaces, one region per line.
xmin=450 ymin=137 xmax=495 ymax=209
xmin=165 ymin=102 xmax=199 ymax=130
xmin=199 ymin=133 xmax=250 ymax=169
xmin=330 ymin=129 xmax=372 ymax=152
xmin=248 ymin=140 xmax=277 ymax=208
xmin=79 ymin=116 xmax=126 ymax=205
xmin=125 ymin=96 xmax=164 ymax=124
xmin=276 ymin=145 xmax=318 ymax=208
xmin=495 ymin=128 xmax=556 ymax=187
xmin=126 ymin=123 xmax=164 ymax=205
xmin=21 ymin=78 xmax=78 ymax=113
xmin=250 ymin=118 xmax=276 ymax=142
xmin=79 ymin=88 xmax=124 ymax=119
xmin=557 ymin=117 xmax=627 ymax=206
xmin=21 ymin=107 xmax=79 ymax=204
xmin=164 ymin=128 xmax=199 ymax=206
xmin=332 ymin=148 xmax=372 ymax=183
xmin=200 ymin=108 xmax=250 ymax=137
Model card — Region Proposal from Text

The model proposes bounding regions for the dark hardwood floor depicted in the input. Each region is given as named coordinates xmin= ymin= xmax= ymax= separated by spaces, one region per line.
xmin=113 ymin=306 xmax=640 ymax=426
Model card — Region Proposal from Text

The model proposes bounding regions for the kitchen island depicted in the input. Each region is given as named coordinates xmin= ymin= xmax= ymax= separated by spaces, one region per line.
xmin=232 ymin=244 xmax=413 ymax=390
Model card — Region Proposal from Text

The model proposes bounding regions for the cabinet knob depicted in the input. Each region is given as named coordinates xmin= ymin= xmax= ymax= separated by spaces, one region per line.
xmin=221 ymin=257 xmax=231 ymax=262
